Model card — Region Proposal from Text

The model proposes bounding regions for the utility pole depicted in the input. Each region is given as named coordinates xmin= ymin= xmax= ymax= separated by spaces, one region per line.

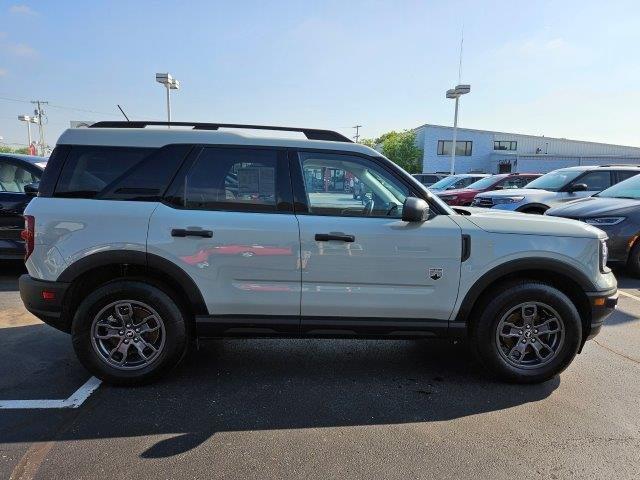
xmin=31 ymin=100 xmax=48 ymax=156
xmin=352 ymin=125 xmax=362 ymax=143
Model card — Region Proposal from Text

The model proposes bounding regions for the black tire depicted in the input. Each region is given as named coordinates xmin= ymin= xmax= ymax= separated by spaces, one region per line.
xmin=71 ymin=280 xmax=189 ymax=386
xmin=519 ymin=207 xmax=547 ymax=215
xmin=626 ymin=241 xmax=640 ymax=277
xmin=469 ymin=281 xmax=582 ymax=384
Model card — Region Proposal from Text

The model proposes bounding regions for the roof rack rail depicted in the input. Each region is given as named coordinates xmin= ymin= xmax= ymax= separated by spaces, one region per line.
xmin=597 ymin=164 xmax=640 ymax=168
xmin=89 ymin=121 xmax=353 ymax=143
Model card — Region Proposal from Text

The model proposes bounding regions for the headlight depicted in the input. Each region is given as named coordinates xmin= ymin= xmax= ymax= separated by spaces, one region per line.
xmin=584 ymin=217 xmax=626 ymax=226
xmin=492 ymin=196 xmax=525 ymax=205
xmin=600 ymin=240 xmax=609 ymax=272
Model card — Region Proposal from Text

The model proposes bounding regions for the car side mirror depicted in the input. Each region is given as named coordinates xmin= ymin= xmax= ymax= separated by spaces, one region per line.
xmin=23 ymin=182 xmax=39 ymax=196
xmin=402 ymin=197 xmax=430 ymax=222
xmin=568 ymin=183 xmax=588 ymax=193
xmin=493 ymin=185 xmax=504 ymax=190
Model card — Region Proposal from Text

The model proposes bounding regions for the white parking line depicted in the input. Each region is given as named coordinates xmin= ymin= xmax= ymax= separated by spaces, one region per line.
xmin=0 ymin=376 xmax=102 ymax=409
xmin=618 ymin=290 xmax=640 ymax=303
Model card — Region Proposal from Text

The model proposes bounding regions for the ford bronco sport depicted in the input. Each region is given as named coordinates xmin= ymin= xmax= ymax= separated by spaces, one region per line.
xmin=19 ymin=122 xmax=618 ymax=385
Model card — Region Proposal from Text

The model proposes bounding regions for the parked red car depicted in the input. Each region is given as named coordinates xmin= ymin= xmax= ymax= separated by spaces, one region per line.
xmin=436 ymin=173 xmax=541 ymax=206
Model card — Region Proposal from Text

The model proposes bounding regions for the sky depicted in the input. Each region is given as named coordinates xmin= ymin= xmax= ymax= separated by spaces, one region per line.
xmin=1 ymin=0 xmax=639 ymax=148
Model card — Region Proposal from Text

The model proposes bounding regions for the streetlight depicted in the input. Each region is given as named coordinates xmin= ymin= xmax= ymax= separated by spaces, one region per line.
xmin=18 ymin=114 xmax=39 ymax=151
xmin=155 ymin=73 xmax=180 ymax=125
xmin=445 ymin=84 xmax=471 ymax=174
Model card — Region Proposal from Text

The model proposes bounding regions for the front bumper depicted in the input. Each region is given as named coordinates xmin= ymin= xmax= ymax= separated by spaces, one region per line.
xmin=585 ymin=288 xmax=618 ymax=340
xmin=19 ymin=274 xmax=71 ymax=333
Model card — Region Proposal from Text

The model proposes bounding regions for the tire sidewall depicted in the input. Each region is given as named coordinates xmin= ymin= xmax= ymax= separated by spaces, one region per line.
xmin=71 ymin=280 xmax=187 ymax=385
xmin=472 ymin=282 xmax=582 ymax=383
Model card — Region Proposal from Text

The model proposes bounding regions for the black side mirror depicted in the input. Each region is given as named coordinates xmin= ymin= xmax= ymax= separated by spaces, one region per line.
xmin=23 ymin=182 xmax=39 ymax=196
xmin=567 ymin=183 xmax=588 ymax=193
xmin=493 ymin=185 xmax=504 ymax=190
xmin=402 ymin=197 xmax=430 ymax=222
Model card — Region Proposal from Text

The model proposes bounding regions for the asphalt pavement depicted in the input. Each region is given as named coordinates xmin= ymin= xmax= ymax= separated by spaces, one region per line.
xmin=0 ymin=261 xmax=638 ymax=480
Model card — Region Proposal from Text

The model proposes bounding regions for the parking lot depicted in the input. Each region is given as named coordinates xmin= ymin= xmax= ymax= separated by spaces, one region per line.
xmin=0 ymin=261 xmax=638 ymax=480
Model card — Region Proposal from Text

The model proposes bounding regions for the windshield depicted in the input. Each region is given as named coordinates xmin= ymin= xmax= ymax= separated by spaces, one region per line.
xmin=466 ymin=176 xmax=501 ymax=190
xmin=596 ymin=175 xmax=640 ymax=199
xmin=429 ymin=175 xmax=460 ymax=189
xmin=524 ymin=169 xmax=583 ymax=191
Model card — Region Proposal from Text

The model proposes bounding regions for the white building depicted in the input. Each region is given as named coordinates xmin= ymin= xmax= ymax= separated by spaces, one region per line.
xmin=414 ymin=124 xmax=640 ymax=174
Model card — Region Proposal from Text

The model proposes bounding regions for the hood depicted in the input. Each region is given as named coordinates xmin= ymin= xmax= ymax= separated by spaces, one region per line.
xmin=478 ymin=188 xmax=555 ymax=199
xmin=436 ymin=188 xmax=479 ymax=197
xmin=453 ymin=207 xmax=605 ymax=239
xmin=546 ymin=196 xmax=640 ymax=218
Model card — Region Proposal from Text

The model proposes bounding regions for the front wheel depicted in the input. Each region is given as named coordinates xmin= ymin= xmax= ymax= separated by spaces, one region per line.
xmin=470 ymin=281 xmax=582 ymax=383
xmin=71 ymin=280 xmax=188 ymax=386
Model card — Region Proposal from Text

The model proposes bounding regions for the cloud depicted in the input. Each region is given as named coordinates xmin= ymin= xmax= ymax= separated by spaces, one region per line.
xmin=4 ymin=42 xmax=37 ymax=57
xmin=9 ymin=4 xmax=37 ymax=16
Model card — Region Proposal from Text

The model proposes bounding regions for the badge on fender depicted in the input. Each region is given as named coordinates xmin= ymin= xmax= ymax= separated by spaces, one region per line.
xmin=429 ymin=268 xmax=443 ymax=280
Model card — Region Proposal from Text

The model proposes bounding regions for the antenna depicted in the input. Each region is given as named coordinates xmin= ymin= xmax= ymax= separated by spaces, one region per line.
xmin=117 ymin=104 xmax=130 ymax=121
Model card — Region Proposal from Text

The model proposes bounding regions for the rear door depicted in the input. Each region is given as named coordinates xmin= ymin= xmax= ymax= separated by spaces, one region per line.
xmin=148 ymin=146 xmax=301 ymax=335
xmin=0 ymin=158 xmax=41 ymax=259
xmin=292 ymin=151 xmax=462 ymax=336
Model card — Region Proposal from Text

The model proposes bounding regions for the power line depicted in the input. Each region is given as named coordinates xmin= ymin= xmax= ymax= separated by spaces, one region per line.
xmin=0 ymin=95 xmax=118 ymax=116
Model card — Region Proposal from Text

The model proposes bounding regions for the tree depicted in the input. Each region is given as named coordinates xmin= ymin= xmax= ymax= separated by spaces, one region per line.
xmin=365 ymin=130 xmax=423 ymax=173
xmin=0 ymin=146 xmax=29 ymax=154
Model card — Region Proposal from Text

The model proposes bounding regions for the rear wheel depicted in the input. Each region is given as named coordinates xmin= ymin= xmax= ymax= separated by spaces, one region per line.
xmin=71 ymin=280 xmax=188 ymax=386
xmin=470 ymin=281 xmax=582 ymax=383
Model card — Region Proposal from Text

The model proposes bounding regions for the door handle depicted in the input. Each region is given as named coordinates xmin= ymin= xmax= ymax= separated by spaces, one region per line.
xmin=315 ymin=233 xmax=355 ymax=242
xmin=171 ymin=228 xmax=213 ymax=238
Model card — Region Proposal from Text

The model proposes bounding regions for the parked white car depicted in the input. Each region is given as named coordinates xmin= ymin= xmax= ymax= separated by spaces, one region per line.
xmin=19 ymin=122 xmax=617 ymax=385
xmin=472 ymin=165 xmax=640 ymax=214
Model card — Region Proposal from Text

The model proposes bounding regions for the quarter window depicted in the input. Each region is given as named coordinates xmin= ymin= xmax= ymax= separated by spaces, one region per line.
xmin=437 ymin=140 xmax=472 ymax=156
xmin=55 ymin=146 xmax=155 ymax=198
xmin=181 ymin=148 xmax=279 ymax=212
xmin=299 ymin=153 xmax=409 ymax=218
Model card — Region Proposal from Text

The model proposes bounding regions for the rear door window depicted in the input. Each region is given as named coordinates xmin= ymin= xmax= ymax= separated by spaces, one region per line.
xmin=0 ymin=160 xmax=40 ymax=193
xmin=171 ymin=147 xmax=290 ymax=213
xmin=616 ymin=170 xmax=640 ymax=183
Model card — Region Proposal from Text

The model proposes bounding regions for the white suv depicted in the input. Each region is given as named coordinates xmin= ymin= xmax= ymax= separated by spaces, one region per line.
xmin=19 ymin=122 xmax=617 ymax=385
xmin=472 ymin=165 xmax=640 ymax=213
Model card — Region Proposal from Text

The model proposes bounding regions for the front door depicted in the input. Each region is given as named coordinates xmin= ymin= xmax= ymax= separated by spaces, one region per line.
xmin=148 ymin=146 xmax=301 ymax=335
xmin=292 ymin=151 xmax=462 ymax=336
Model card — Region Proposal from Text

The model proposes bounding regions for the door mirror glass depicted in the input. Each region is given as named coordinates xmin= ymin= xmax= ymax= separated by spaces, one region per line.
xmin=402 ymin=197 xmax=430 ymax=222
xmin=568 ymin=183 xmax=588 ymax=193
xmin=24 ymin=182 xmax=39 ymax=196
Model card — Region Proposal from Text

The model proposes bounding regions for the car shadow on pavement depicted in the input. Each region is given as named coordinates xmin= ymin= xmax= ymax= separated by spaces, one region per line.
xmin=0 ymin=327 xmax=559 ymax=459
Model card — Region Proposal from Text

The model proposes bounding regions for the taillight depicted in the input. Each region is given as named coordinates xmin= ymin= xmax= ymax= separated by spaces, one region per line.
xmin=21 ymin=215 xmax=35 ymax=261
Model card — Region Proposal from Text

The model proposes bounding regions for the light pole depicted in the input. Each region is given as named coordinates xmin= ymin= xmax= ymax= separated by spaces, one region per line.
xmin=445 ymin=84 xmax=470 ymax=174
xmin=18 ymin=114 xmax=39 ymax=151
xmin=155 ymin=73 xmax=180 ymax=125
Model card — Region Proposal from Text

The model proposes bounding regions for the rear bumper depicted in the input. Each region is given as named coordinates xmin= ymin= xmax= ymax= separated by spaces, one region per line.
xmin=19 ymin=274 xmax=71 ymax=333
xmin=585 ymin=288 xmax=618 ymax=340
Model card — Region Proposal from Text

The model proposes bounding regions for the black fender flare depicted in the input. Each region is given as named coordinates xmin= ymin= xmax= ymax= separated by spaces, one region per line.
xmin=516 ymin=203 xmax=549 ymax=213
xmin=453 ymin=257 xmax=596 ymax=325
xmin=57 ymin=250 xmax=208 ymax=315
